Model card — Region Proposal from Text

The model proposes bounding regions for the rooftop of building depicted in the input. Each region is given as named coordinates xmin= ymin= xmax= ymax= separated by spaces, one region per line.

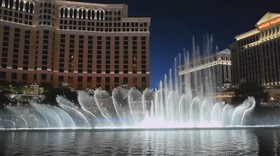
xmin=235 ymin=12 xmax=280 ymax=41
xmin=55 ymin=0 xmax=127 ymax=8
xmin=217 ymin=48 xmax=231 ymax=54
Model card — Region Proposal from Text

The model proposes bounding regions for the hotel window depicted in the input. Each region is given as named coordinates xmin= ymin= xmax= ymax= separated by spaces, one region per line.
xmin=105 ymin=77 xmax=110 ymax=83
xmin=0 ymin=72 xmax=6 ymax=79
xmin=123 ymin=77 xmax=128 ymax=84
xmin=58 ymin=76 xmax=63 ymax=82
xmin=96 ymin=77 xmax=101 ymax=83
xmin=40 ymin=74 xmax=46 ymax=80
xmin=12 ymin=73 xmax=17 ymax=80
xmin=22 ymin=74 xmax=27 ymax=80
xmin=76 ymin=76 xmax=82 ymax=82
xmin=86 ymin=77 xmax=92 ymax=83
xmin=142 ymin=77 xmax=146 ymax=83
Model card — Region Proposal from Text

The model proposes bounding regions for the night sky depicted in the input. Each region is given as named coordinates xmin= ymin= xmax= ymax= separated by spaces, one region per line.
xmin=85 ymin=0 xmax=280 ymax=88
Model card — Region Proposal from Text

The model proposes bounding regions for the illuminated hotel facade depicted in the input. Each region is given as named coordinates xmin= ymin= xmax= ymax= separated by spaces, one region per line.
xmin=179 ymin=49 xmax=232 ymax=92
xmin=0 ymin=0 xmax=150 ymax=91
xmin=229 ymin=12 xmax=280 ymax=87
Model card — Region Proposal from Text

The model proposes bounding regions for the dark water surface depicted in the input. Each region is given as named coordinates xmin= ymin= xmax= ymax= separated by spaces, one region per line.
xmin=1 ymin=129 xmax=280 ymax=155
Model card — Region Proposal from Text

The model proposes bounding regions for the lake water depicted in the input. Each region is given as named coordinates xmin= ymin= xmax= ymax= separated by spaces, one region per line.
xmin=0 ymin=128 xmax=280 ymax=155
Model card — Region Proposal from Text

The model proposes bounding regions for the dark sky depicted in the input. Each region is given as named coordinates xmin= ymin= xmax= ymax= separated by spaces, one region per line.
xmin=85 ymin=0 xmax=279 ymax=88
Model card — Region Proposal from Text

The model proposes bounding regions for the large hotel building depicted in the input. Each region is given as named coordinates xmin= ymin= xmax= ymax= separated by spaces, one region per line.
xmin=0 ymin=0 xmax=150 ymax=91
xmin=230 ymin=12 xmax=280 ymax=87
xmin=179 ymin=48 xmax=232 ymax=93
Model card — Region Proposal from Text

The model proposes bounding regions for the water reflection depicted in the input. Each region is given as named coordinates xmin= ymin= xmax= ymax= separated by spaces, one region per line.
xmin=0 ymin=129 xmax=280 ymax=155
xmin=254 ymin=130 xmax=280 ymax=155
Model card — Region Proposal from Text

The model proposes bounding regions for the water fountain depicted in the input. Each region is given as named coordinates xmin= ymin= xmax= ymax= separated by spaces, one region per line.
xmin=1 ymin=35 xmax=280 ymax=130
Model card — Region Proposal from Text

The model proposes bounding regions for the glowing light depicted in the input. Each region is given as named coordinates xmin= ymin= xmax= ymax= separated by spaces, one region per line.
xmin=258 ymin=17 xmax=280 ymax=30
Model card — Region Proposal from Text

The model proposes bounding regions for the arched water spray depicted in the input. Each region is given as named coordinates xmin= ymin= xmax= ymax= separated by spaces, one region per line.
xmin=241 ymin=97 xmax=256 ymax=125
xmin=1 ymin=119 xmax=16 ymax=128
xmin=5 ymin=106 xmax=28 ymax=128
xmin=50 ymin=105 xmax=76 ymax=128
xmin=128 ymin=87 xmax=145 ymax=123
xmin=59 ymin=103 xmax=90 ymax=128
xmin=128 ymin=95 xmax=136 ymax=124
xmin=31 ymin=103 xmax=63 ymax=128
xmin=57 ymin=96 xmax=90 ymax=128
xmin=112 ymin=97 xmax=125 ymax=127
xmin=230 ymin=99 xmax=252 ymax=126
xmin=45 ymin=105 xmax=64 ymax=127
xmin=94 ymin=88 xmax=114 ymax=127
xmin=199 ymin=99 xmax=208 ymax=124
xmin=178 ymin=95 xmax=187 ymax=123
xmin=30 ymin=114 xmax=39 ymax=128
xmin=30 ymin=104 xmax=50 ymax=127
xmin=112 ymin=87 xmax=131 ymax=126
xmin=221 ymin=104 xmax=234 ymax=126
xmin=77 ymin=91 xmax=102 ymax=127
xmin=143 ymin=88 xmax=153 ymax=118
xmin=210 ymin=102 xmax=224 ymax=126
xmin=166 ymin=91 xmax=179 ymax=122
xmin=189 ymin=97 xmax=200 ymax=126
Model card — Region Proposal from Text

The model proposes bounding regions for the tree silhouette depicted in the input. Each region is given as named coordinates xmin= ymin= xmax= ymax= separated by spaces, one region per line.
xmin=231 ymin=81 xmax=268 ymax=105
xmin=0 ymin=90 xmax=11 ymax=109
xmin=43 ymin=86 xmax=78 ymax=106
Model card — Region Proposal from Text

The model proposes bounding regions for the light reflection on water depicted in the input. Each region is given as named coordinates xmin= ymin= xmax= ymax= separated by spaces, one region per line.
xmin=0 ymin=129 xmax=280 ymax=155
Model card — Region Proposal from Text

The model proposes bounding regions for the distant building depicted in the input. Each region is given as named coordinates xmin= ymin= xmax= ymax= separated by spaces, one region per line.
xmin=0 ymin=0 xmax=150 ymax=91
xmin=229 ymin=12 xmax=280 ymax=87
xmin=179 ymin=48 xmax=232 ymax=93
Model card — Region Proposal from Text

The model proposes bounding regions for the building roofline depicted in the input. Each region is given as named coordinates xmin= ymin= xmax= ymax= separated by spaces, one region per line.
xmin=55 ymin=0 xmax=127 ymax=9
xmin=122 ymin=17 xmax=151 ymax=23
xmin=255 ymin=12 xmax=280 ymax=26
xmin=235 ymin=12 xmax=280 ymax=41
xmin=187 ymin=48 xmax=231 ymax=63
xmin=235 ymin=28 xmax=259 ymax=41
xmin=217 ymin=48 xmax=231 ymax=54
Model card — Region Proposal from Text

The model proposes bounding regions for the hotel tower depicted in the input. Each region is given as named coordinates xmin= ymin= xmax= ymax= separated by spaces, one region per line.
xmin=230 ymin=12 xmax=280 ymax=87
xmin=0 ymin=0 xmax=150 ymax=91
